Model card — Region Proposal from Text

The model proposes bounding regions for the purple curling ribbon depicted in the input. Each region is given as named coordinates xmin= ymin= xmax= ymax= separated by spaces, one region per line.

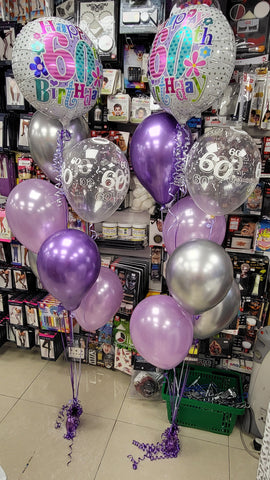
xmin=55 ymin=313 xmax=83 ymax=466
xmin=172 ymin=124 xmax=193 ymax=197
xmin=128 ymin=363 xmax=189 ymax=470
xmin=52 ymin=128 xmax=71 ymax=206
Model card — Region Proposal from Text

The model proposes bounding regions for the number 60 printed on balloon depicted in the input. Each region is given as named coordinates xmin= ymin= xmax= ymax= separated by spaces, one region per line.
xmin=62 ymin=137 xmax=130 ymax=224
xmin=12 ymin=17 xmax=103 ymax=125
xmin=148 ymin=4 xmax=236 ymax=124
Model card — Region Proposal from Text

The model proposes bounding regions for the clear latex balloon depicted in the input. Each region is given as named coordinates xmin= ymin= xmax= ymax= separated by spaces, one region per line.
xmin=62 ymin=137 xmax=130 ymax=224
xmin=148 ymin=5 xmax=236 ymax=124
xmin=29 ymin=112 xmax=90 ymax=182
xmin=166 ymin=239 xmax=234 ymax=314
xmin=12 ymin=17 xmax=103 ymax=125
xmin=185 ymin=127 xmax=262 ymax=215
xmin=193 ymin=280 xmax=240 ymax=339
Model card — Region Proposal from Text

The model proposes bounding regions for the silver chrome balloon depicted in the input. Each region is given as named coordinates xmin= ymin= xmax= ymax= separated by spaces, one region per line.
xmin=166 ymin=239 xmax=234 ymax=315
xmin=29 ymin=112 xmax=90 ymax=183
xmin=193 ymin=280 xmax=240 ymax=339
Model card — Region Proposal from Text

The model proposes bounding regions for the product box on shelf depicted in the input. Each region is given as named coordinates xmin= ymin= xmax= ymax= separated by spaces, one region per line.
xmin=114 ymin=346 xmax=133 ymax=375
xmin=67 ymin=333 xmax=88 ymax=363
xmin=39 ymin=330 xmax=65 ymax=361
xmin=0 ymin=315 xmax=7 ymax=347
xmin=113 ymin=316 xmax=135 ymax=351
xmin=228 ymin=252 xmax=269 ymax=298
xmin=12 ymin=267 xmax=36 ymax=292
xmin=224 ymin=214 xmax=259 ymax=251
xmin=0 ymin=292 xmax=9 ymax=314
xmin=6 ymin=320 xmax=16 ymax=342
xmin=96 ymin=342 xmax=115 ymax=369
xmin=0 ymin=242 xmax=11 ymax=265
xmin=25 ymin=292 xmax=46 ymax=329
xmin=0 ymin=266 xmax=13 ymax=291
xmin=38 ymin=294 xmax=70 ymax=333
xmin=15 ymin=326 xmax=35 ymax=349
xmin=8 ymin=293 xmax=28 ymax=326
xmin=242 ymin=183 xmax=264 ymax=216
xmin=255 ymin=219 xmax=270 ymax=252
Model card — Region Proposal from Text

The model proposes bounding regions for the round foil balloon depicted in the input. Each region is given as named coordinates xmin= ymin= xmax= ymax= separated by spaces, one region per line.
xmin=193 ymin=280 xmax=240 ymax=339
xmin=62 ymin=137 xmax=130 ymax=224
xmin=163 ymin=196 xmax=226 ymax=255
xmin=166 ymin=239 xmax=234 ymax=314
xmin=12 ymin=17 xmax=103 ymax=125
xmin=148 ymin=5 xmax=236 ymax=124
xmin=29 ymin=112 xmax=90 ymax=183
xmin=185 ymin=127 xmax=262 ymax=216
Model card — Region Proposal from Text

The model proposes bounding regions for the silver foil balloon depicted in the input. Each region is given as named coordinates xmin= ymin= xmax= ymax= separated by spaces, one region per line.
xmin=193 ymin=280 xmax=241 ymax=339
xmin=28 ymin=251 xmax=39 ymax=279
xmin=62 ymin=137 xmax=130 ymax=224
xmin=29 ymin=112 xmax=90 ymax=183
xmin=166 ymin=239 xmax=234 ymax=315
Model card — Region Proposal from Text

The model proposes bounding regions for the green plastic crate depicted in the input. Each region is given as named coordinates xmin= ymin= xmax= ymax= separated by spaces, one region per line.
xmin=162 ymin=364 xmax=245 ymax=436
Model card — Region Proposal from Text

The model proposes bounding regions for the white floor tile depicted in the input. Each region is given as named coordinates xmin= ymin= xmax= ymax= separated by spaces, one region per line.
xmin=229 ymin=445 xmax=259 ymax=480
xmin=0 ymin=343 xmax=47 ymax=397
xmin=95 ymin=421 xmax=230 ymax=480
xmin=0 ymin=398 xmax=115 ymax=480
xmin=22 ymin=354 xmax=130 ymax=419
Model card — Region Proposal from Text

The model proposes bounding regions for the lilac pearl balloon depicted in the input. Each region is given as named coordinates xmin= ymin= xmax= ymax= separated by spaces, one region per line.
xmin=130 ymin=295 xmax=193 ymax=370
xmin=163 ymin=196 xmax=226 ymax=255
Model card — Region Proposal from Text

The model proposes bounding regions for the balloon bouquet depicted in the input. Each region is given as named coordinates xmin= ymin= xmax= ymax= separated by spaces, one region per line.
xmin=6 ymin=16 xmax=127 ymax=461
xmin=127 ymin=2 xmax=261 ymax=471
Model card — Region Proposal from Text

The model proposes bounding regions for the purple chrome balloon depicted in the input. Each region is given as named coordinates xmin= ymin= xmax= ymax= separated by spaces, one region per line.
xmin=130 ymin=295 xmax=193 ymax=370
xmin=130 ymin=112 xmax=191 ymax=206
xmin=37 ymin=229 xmax=101 ymax=311
xmin=73 ymin=267 xmax=123 ymax=331
xmin=163 ymin=196 xmax=226 ymax=255
xmin=6 ymin=179 xmax=68 ymax=253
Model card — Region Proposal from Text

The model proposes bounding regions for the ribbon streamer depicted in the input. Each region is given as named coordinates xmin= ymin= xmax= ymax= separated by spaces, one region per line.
xmin=52 ymin=128 xmax=71 ymax=206
xmin=128 ymin=364 xmax=188 ymax=470
xmin=55 ymin=312 xmax=83 ymax=466
xmin=172 ymin=124 xmax=193 ymax=197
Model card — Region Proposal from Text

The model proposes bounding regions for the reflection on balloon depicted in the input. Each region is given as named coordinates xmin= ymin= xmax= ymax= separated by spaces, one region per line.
xmin=130 ymin=112 xmax=192 ymax=206
xmin=73 ymin=267 xmax=123 ymax=331
xmin=29 ymin=113 xmax=90 ymax=183
xmin=12 ymin=17 xmax=103 ymax=124
xmin=185 ymin=128 xmax=261 ymax=216
xmin=130 ymin=295 xmax=194 ymax=370
xmin=62 ymin=137 xmax=130 ymax=223
xmin=148 ymin=5 xmax=236 ymax=124
xmin=163 ymin=196 xmax=226 ymax=255
xmin=37 ymin=229 xmax=101 ymax=311
xmin=193 ymin=280 xmax=241 ymax=339
xmin=166 ymin=239 xmax=234 ymax=315
xmin=6 ymin=179 xmax=68 ymax=253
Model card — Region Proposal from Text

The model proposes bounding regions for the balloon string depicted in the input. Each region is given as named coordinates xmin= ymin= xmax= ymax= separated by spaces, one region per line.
xmin=127 ymin=365 xmax=188 ymax=470
xmin=52 ymin=128 xmax=71 ymax=207
xmin=206 ymin=217 xmax=215 ymax=240
xmin=55 ymin=311 xmax=83 ymax=466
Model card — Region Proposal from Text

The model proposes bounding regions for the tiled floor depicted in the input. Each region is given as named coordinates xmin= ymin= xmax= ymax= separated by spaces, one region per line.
xmin=0 ymin=342 xmax=260 ymax=480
